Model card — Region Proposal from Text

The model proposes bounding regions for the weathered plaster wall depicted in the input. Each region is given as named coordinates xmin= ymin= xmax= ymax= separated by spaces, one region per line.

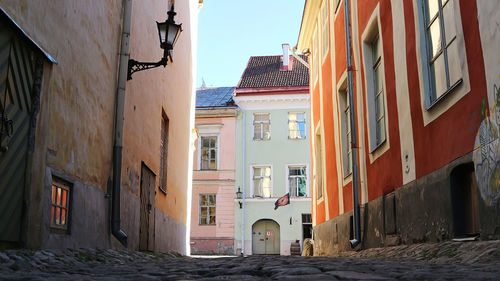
xmin=0 ymin=0 xmax=199 ymax=252
xmin=123 ymin=0 xmax=198 ymax=254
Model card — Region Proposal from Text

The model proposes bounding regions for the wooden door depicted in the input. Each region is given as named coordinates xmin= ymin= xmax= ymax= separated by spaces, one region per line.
xmin=139 ymin=163 xmax=156 ymax=251
xmin=252 ymin=220 xmax=280 ymax=255
xmin=0 ymin=24 xmax=42 ymax=244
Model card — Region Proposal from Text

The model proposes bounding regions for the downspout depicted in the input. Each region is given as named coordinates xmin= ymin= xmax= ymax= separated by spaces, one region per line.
xmin=241 ymin=110 xmax=246 ymax=255
xmin=111 ymin=0 xmax=132 ymax=247
xmin=344 ymin=0 xmax=361 ymax=248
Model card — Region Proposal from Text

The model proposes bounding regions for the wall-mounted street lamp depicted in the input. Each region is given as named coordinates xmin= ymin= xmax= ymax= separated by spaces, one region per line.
xmin=127 ymin=5 xmax=182 ymax=80
xmin=236 ymin=187 xmax=243 ymax=209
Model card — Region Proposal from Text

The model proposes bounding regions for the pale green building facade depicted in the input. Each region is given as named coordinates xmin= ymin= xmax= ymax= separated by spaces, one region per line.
xmin=234 ymin=90 xmax=311 ymax=255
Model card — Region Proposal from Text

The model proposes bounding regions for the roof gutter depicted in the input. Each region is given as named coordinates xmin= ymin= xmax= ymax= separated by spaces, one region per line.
xmin=290 ymin=46 xmax=309 ymax=69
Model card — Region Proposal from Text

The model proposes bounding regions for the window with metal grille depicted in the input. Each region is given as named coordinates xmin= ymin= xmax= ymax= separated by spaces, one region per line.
xmin=288 ymin=112 xmax=306 ymax=139
xmin=253 ymin=113 xmax=270 ymax=140
xmin=199 ymin=194 xmax=216 ymax=225
xmin=289 ymin=166 xmax=307 ymax=197
xmin=159 ymin=114 xmax=169 ymax=194
xmin=200 ymin=136 xmax=217 ymax=170
xmin=50 ymin=177 xmax=71 ymax=232
xmin=252 ymin=166 xmax=271 ymax=198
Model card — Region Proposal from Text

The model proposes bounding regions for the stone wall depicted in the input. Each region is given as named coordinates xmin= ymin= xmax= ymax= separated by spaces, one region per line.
xmin=313 ymin=152 xmax=499 ymax=255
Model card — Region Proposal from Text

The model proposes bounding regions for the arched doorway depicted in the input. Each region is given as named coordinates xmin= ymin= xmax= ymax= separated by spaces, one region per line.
xmin=252 ymin=219 xmax=280 ymax=255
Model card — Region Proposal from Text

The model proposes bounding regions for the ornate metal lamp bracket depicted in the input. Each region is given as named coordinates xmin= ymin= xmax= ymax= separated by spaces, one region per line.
xmin=127 ymin=58 xmax=167 ymax=80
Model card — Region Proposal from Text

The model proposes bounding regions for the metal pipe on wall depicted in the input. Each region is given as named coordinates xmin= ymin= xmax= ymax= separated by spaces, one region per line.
xmin=344 ymin=0 xmax=361 ymax=248
xmin=111 ymin=0 xmax=132 ymax=247
xmin=241 ymin=110 xmax=246 ymax=255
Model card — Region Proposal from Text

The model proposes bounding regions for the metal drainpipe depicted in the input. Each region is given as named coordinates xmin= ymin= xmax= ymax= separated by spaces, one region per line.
xmin=111 ymin=0 xmax=132 ymax=247
xmin=241 ymin=110 xmax=246 ymax=255
xmin=344 ymin=0 xmax=361 ymax=248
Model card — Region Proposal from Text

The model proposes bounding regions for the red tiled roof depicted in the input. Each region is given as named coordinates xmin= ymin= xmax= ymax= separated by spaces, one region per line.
xmin=237 ymin=55 xmax=309 ymax=89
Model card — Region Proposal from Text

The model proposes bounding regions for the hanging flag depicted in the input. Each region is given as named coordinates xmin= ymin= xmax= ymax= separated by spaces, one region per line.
xmin=274 ymin=193 xmax=290 ymax=210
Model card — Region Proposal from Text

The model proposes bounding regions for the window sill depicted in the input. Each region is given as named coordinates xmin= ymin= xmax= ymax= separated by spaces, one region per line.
xmin=426 ymin=78 xmax=463 ymax=110
xmin=158 ymin=186 xmax=167 ymax=195
xmin=288 ymin=137 xmax=306 ymax=140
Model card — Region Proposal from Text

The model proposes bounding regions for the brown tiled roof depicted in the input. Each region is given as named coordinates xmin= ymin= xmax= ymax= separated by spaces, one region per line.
xmin=237 ymin=55 xmax=309 ymax=88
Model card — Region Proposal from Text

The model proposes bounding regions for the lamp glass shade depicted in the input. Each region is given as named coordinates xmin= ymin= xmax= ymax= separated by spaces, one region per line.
xmin=236 ymin=188 xmax=243 ymax=199
xmin=166 ymin=23 xmax=182 ymax=47
xmin=157 ymin=21 xmax=168 ymax=47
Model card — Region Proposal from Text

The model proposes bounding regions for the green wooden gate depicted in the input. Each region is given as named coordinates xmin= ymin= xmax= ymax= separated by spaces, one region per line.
xmin=0 ymin=25 xmax=40 ymax=243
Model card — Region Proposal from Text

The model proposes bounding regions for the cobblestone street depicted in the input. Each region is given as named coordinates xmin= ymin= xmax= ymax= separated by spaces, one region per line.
xmin=1 ymin=243 xmax=500 ymax=281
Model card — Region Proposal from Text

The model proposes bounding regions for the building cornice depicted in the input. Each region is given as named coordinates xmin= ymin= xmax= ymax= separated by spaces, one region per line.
xmin=234 ymin=93 xmax=310 ymax=110
xmin=234 ymin=86 xmax=309 ymax=96
xmin=297 ymin=0 xmax=321 ymax=52
xmin=195 ymin=107 xmax=237 ymax=117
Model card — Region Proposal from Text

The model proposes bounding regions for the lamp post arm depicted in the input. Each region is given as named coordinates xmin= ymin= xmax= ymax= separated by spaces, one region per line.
xmin=127 ymin=58 xmax=167 ymax=80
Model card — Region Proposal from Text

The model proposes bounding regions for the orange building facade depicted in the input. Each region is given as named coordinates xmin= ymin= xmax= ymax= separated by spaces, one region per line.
xmin=297 ymin=0 xmax=500 ymax=255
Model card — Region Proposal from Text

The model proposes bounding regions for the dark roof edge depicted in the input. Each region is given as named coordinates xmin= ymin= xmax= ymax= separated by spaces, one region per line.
xmin=1 ymin=6 xmax=57 ymax=64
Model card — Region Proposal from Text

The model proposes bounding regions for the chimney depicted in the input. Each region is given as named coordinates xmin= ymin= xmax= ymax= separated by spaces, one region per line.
xmin=281 ymin=43 xmax=291 ymax=71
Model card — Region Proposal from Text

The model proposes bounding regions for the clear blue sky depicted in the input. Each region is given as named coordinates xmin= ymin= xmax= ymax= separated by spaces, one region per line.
xmin=196 ymin=0 xmax=306 ymax=88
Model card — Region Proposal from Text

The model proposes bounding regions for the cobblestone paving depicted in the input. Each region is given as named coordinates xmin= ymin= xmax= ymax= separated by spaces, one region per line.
xmin=1 ymin=247 xmax=499 ymax=280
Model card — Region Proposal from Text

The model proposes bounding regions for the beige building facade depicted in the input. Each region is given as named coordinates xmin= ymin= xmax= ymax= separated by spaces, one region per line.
xmin=0 ymin=0 xmax=201 ymax=254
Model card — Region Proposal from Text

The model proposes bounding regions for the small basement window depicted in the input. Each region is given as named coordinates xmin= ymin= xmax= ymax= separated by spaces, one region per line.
xmin=50 ymin=177 xmax=71 ymax=232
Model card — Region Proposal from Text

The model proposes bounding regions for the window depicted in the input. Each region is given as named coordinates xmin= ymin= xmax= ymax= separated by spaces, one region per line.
xmin=50 ymin=177 xmax=71 ymax=232
xmin=321 ymin=0 xmax=329 ymax=60
xmin=364 ymin=32 xmax=386 ymax=151
xmin=314 ymin=130 xmax=323 ymax=199
xmin=253 ymin=113 xmax=270 ymax=140
xmin=252 ymin=166 xmax=271 ymax=198
xmin=312 ymin=28 xmax=318 ymax=83
xmin=200 ymin=136 xmax=217 ymax=170
xmin=419 ymin=0 xmax=462 ymax=108
xmin=340 ymin=86 xmax=352 ymax=177
xmin=289 ymin=166 xmax=307 ymax=197
xmin=288 ymin=112 xmax=306 ymax=139
xmin=199 ymin=194 xmax=216 ymax=225
xmin=159 ymin=114 xmax=169 ymax=193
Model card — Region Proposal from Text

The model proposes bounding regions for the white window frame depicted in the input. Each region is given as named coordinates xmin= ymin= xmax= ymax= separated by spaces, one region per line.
xmin=199 ymin=193 xmax=216 ymax=225
xmin=199 ymin=135 xmax=219 ymax=170
xmin=314 ymin=125 xmax=324 ymax=200
xmin=196 ymin=123 xmax=223 ymax=170
xmin=250 ymin=165 xmax=273 ymax=198
xmin=253 ymin=112 xmax=271 ymax=141
xmin=361 ymin=9 xmax=388 ymax=153
xmin=320 ymin=0 xmax=329 ymax=61
xmin=288 ymin=112 xmax=306 ymax=139
xmin=286 ymin=164 xmax=309 ymax=197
